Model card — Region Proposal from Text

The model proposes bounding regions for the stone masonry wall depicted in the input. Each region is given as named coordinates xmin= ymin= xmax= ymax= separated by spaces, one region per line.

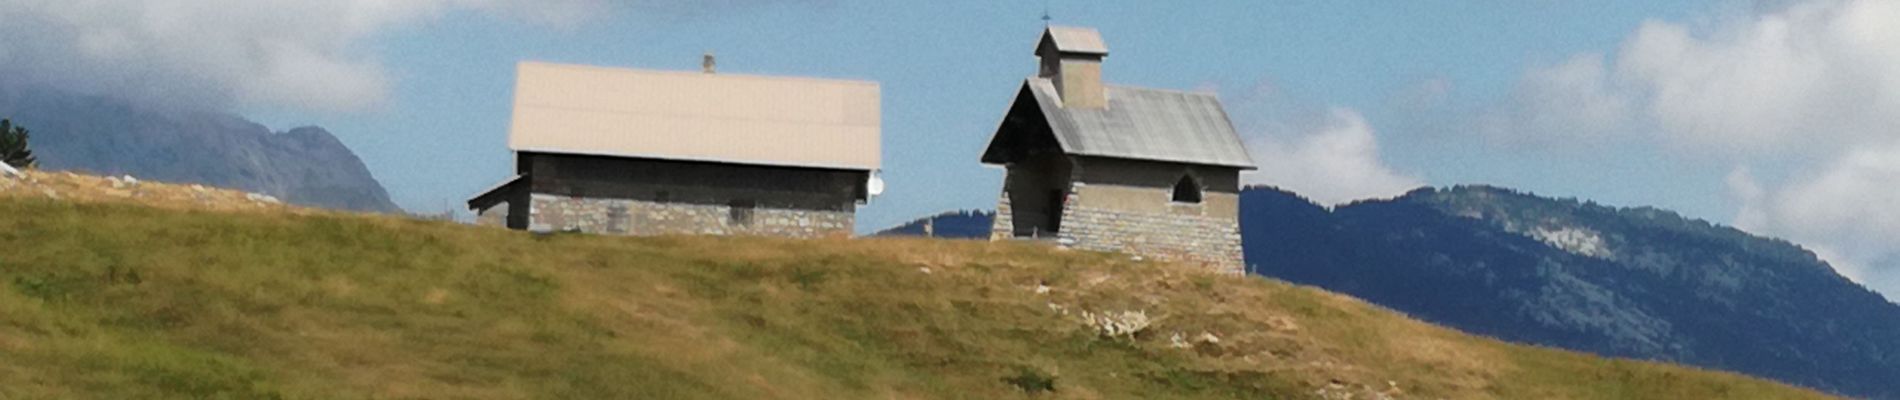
xmin=990 ymin=187 xmax=1015 ymax=241
xmin=1056 ymin=185 xmax=1244 ymax=274
xmin=530 ymin=193 xmax=852 ymax=238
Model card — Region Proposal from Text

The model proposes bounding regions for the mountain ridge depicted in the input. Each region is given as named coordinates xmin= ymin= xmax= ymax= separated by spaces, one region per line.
xmin=1243 ymin=185 xmax=1900 ymax=398
xmin=874 ymin=209 xmax=994 ymax=238
xmin=0 ymin=86 xmax=399 ymax=213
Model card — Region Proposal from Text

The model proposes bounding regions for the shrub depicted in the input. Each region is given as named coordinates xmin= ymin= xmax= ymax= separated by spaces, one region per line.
xmin=1002 ymin=367 xmax=1056 ymax=394
xmin=0 ymin=118 xmax=37 ymax=169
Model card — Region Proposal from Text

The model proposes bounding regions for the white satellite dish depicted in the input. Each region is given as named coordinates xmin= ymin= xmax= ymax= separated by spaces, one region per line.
xmin=866 ymin=171 xmax=885 ymax=198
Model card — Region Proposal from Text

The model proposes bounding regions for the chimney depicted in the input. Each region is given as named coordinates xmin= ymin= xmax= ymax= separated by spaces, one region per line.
xmin=702 ymin=52 xmax=716 ymax=74
xmin=1035 ymin=26 xmax=1108 ymax=109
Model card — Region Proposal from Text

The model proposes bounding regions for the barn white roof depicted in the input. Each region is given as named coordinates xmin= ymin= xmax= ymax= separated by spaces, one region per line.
xmin=507 ymin=61 xmax=881 ymax=171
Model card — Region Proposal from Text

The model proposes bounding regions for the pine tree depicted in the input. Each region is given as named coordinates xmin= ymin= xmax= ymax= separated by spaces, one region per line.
xmin=0 ymin=118 xmax=36 ymax=169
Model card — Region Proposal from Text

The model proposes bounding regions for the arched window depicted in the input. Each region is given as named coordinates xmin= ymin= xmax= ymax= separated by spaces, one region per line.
xmin=1171 ymin=175 xmax=1202 ymax=204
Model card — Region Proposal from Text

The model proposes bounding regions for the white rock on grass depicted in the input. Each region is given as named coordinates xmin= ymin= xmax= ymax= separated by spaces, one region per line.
xmin=0 ymin=163 xmax=19 ymax=178
xmin=1170 ymin=332 xmax=1191 ymax=349
xmin=1083 ymin=309 xmax=1151 ymax=339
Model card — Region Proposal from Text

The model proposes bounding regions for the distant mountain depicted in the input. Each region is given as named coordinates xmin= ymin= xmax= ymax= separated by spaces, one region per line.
xmin=1242 ymin=185 xmax=1900 ymax=399
xmin=0 ymin=86 xmax=398 ymax=213
xmin=875 ymin=210 xmax=993 ymax=239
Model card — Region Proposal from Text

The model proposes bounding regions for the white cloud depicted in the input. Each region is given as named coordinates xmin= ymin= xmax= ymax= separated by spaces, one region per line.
xmin=0 ymin=0 xmax=610 ymax=113
xmin=1243 ymin=108 xmax=1425 ymax=205
xmin=1487 ymin=0 xmax=1900 ymax=297
xmin=1618 ymin=0 xmax=1900 ymax=155
xmin=1653 ymin=0 xmax=1900 ymax=297
xmin=1729 ymin=147 xmax=1900 ymax=295
xmin=1489 ymin=0 xmax=1900 ymax=156
xmin=1481 ymin=53 xmax=1635 ymax=146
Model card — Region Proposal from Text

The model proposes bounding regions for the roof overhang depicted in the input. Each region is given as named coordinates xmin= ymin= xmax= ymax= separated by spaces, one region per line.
xmin=466 ymin=174 xmax=526 ymax=211
xmin=514 ymin=148 xmax=878 ymax=172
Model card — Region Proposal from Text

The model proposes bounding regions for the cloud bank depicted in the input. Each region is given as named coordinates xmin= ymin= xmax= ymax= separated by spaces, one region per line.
xmin=1481 ymin=53 xmax=1635 ymax=147
xmin=0 ymin=0 xmax=609 ymax=113
xmin=1242 ymin=108 xmax=1424 ymax=206
xmin=1488 ymin=0 xmax=1900 ymax=297
xmin=1732 ymin=149 xmax=1900 ymax=291
xmin=1492 ymin=0 xmax=1900 ymax=155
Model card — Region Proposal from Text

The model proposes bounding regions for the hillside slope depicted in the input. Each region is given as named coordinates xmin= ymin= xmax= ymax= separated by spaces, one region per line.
xmin=0 ymin=179 xmax=1835 ymax=399
xmin=0 ymin=86 xmax=399 ymax=213
xmin=1242 ymin=186 xmax=1900 ymax=399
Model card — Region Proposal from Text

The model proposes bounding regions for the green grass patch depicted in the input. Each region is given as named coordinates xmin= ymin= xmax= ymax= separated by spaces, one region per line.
xmin=0 ymin=198 xmax=1839 ymax=399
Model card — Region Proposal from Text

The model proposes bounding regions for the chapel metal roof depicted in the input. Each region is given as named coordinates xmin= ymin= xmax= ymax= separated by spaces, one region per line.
xmin=1036 ymin=25 xmax=1108 ymax=55
xmin=981 ymin=78 xmax=1256 ymax=169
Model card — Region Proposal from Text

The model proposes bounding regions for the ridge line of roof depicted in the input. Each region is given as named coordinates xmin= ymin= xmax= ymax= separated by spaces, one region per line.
xmin=518 ymin=60 xmax=880 ymax=87
xmin=513 ymin=103 xmax=880 ymax=127
xmin=1024 ymin=76 xmax=1220 ymax=98
xmin=1063 ymin=151 xmax=1257 ymax=169
xmin=1105 ymin=83 xmax=1221 ymax=97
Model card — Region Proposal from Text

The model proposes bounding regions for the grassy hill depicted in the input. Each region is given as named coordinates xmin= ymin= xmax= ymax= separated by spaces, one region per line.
xmin=0 ymin=178 xmax=1837 ymax=398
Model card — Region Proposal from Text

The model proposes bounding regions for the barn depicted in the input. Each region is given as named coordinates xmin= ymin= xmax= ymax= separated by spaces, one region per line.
xmin=981 ymin=26 xmax=1255 ymax=273
xmin=468 ymin=60 xmax=881 ymax=237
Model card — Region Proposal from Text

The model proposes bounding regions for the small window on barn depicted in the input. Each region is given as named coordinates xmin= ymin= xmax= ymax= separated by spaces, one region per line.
xmin=1171 ymin=175 xmax=1202 ymax=204
xmin=729 ymin=200 xmax=756 ymax=226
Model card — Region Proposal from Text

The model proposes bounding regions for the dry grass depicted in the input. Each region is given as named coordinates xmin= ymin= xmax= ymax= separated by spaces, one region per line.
xmin=0 ymin=169 xmax=303 ymax=214
xmin=0 ymin=172 xmax=1841 ymax=399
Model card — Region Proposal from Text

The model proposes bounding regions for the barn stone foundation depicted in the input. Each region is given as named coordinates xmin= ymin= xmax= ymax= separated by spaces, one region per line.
xmin=528 ymin=193 xmax=852 ymax=238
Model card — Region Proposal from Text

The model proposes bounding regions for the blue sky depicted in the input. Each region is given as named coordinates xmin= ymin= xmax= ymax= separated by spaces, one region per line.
xmin=254 ymin=1 xmax=1719 ymax=225
xmin=6 ymin=1 xmax=1896 ymax=299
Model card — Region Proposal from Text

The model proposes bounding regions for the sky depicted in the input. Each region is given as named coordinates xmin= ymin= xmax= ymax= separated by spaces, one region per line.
xmin=1 ymin=0 xmax=1896 ymax=300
